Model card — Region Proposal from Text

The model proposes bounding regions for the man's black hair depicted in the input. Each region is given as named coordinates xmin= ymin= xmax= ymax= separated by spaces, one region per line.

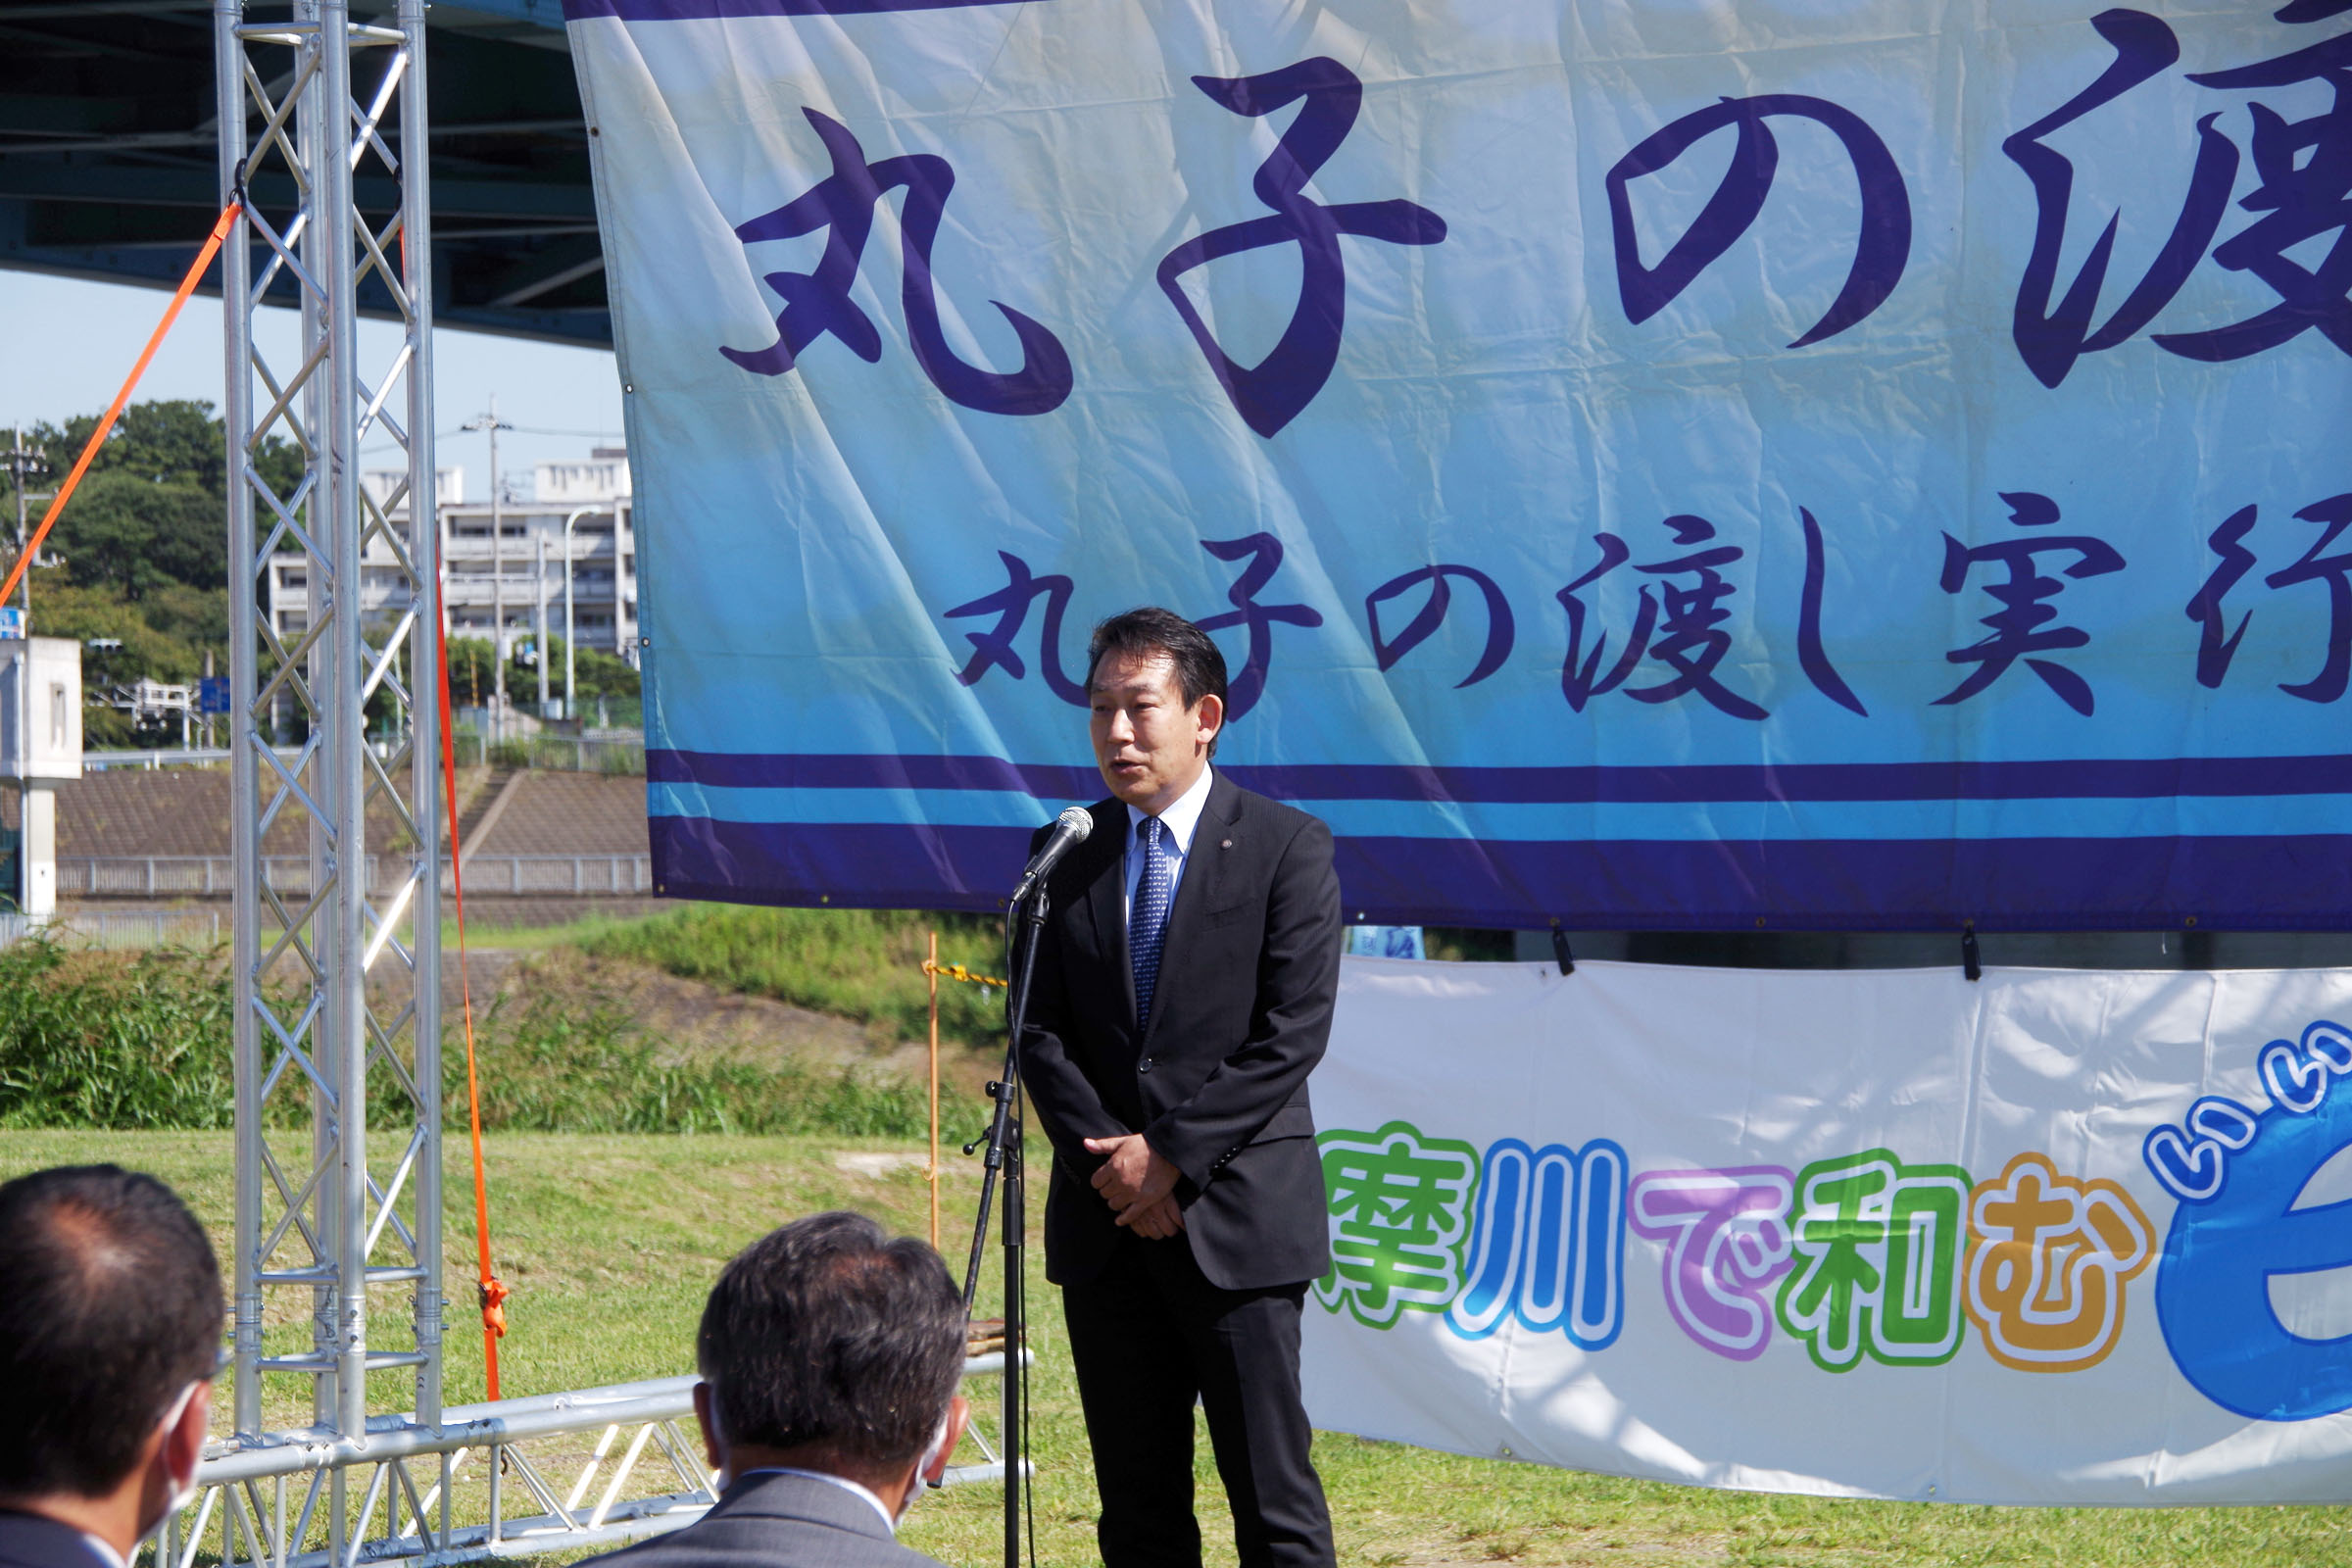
xmin=1086 ymin=608 xmax=1231 ymax=758
xmin=696 ymin=1211 xmax=965 ymax=1471
xmin=0 ymin=1166 xmax=221 ymax=1498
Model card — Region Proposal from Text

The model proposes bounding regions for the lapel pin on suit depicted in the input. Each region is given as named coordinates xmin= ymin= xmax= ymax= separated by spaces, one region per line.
xmin=1221 ymin=839 xmax=1233 ymax=850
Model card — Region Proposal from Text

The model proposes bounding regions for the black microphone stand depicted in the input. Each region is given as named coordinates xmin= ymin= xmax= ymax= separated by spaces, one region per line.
xmin=963 ymin=880 xmax=1047 ymax=1568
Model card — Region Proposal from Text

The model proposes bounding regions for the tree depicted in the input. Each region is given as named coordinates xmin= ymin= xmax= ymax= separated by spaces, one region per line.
xmin=31 ymin=397 xmax=303 ymax=504
xmin=35 ymin=399 xmax=222 ymax=493
xmin=571 ymin=643 xmax=641 ymax=699
xmin=11 ymin=399 xmax=303 ymax=743
xmin=525 ymin=637 xmax=641 ymax=699
xmin=32 ymin=584 xmax=202 ymax=684
xmin=50 ymin=470 xmax=223 ymax=599
xmin=445 ymin=636 xmax=497 ymax=708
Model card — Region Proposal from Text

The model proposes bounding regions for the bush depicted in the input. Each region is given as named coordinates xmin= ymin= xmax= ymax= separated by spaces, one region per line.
xmin=0 ymin=938 xmax=932 ymax=1137
xmin=0 ymin=940 xmax=236 ymax=1129
xmin=583 ymin=906 xmax=1009 ymax=1047
xmin=458 ymin=987 xmax=934 ymax=1139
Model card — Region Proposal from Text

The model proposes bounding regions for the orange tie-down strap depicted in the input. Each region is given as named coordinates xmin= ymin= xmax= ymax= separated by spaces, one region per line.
xmin=0 ymin=201 xmax=238 ymax=610
xmin=436 ymin=614 xmax=511 ymax=1397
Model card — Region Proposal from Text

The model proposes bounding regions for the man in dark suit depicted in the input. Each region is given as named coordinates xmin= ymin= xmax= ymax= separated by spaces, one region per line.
xmin=0 ymin=1165 xmax=220 ymax=1568
xmin=581 ymin=1212 xmax=969 ymax=1568
xmin=1022 ymin=607 xmax=1344 ymax=1568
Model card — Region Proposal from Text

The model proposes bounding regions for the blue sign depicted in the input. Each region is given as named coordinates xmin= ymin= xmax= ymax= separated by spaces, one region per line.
xmin=572 ymin=0 xmax=2352 ymax=928
xmin=199 ymin=676 xmax=230 ymax=715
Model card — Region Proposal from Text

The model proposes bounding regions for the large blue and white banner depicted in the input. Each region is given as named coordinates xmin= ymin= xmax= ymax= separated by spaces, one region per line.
xmin=1303 ymin=956 xmax=2352 ymax=1503
xmin=571 ymin=0 xmax=2352 ymax=929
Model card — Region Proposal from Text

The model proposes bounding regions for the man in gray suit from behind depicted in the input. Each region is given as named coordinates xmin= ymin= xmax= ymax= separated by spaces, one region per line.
xmin=582 ymin=1212 xmax=970 ymax=1568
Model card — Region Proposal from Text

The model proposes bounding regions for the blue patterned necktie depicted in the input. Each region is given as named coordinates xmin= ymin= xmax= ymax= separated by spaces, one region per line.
xmin=1131 ymin=814 xmax=1171 ymax=1030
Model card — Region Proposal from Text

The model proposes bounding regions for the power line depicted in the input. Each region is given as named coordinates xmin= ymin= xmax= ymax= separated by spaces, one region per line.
xmin=357 ymin=419 xmax=621 ymax=457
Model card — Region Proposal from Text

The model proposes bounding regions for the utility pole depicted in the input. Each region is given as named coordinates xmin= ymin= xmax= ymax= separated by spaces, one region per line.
xmin=2 ymin=427 xmax=48 ymax=623
xmin=561 ymin=508 xmax=593 ymax=729
xmin=3 ymin=429 xmax=49 ymax=913
xmin=533 ymin=529 xmax=550 ymax=718
xmin=461 ymin=400 xmax=511 ymax=740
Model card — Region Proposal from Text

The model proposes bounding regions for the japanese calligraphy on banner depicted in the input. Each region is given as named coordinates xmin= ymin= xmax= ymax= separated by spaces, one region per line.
xmin=1302 ymin=956 xmax=2352 ymax=1503
xmin=568 ymin=0 xmax=2352 ymax=929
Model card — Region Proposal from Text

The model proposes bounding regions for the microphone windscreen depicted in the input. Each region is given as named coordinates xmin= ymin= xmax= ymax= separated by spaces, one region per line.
xmin=1055 ymin=805 xmax=1095 ymax=842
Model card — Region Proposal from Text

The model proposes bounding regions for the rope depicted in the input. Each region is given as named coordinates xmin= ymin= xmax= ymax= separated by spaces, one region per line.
xmin=436 ymin=613 xmax=509 ymax=1396
xmin=922 ymin=959 xmax=1008 ymax=990
xmin=0 ymin=201 xmax=239 ymax=611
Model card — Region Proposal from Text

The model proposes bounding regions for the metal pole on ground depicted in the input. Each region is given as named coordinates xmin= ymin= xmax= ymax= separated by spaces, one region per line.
xmin=222 ymin=0 xmax=443 ymax=1508
xmin=465 ymin=402 xmax=511 ymax=740
xmin=402 ymin=0 xmax=448 ymax=1457
xmin=535 ymin=528 xmax=550 ymax=718
xmin=563 ymin=507 xmax=593 ymax=725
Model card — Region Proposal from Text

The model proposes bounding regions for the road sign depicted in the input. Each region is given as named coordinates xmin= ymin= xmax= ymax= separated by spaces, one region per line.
xmin=199 ymin=676 xmax=230 ymax=714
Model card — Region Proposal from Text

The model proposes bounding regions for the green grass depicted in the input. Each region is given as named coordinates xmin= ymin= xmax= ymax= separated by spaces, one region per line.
xmin=3 ymin=1128 xmax=2339 ymax=1568
xmin=582 ymin=904 xmax=1010 ymax=1047
xmin=446 ymin=912 xmax=656 ymax=952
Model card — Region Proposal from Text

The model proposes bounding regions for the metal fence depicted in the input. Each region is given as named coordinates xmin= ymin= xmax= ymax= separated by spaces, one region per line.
xmin=57 ymin=856 xmax=655 ymax=899
xmin=0 ymin=909 xmax=225 ymax=949
xmin=80 ymin=735 xmax=647 ymax=776
xmin=457 ymin=732 xmax=647 ymax=775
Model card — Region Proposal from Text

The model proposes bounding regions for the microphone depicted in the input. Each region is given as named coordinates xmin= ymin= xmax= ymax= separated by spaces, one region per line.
xmin=1010 ymin=806 xmax=1093 ymax=906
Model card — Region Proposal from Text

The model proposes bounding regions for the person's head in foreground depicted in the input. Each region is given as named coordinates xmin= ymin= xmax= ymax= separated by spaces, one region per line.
xmin=1087 ymin=606 xmax=1229 ymax=816
xmin=693 ymin=1211 xmax=969 ymax=1529
xmin=0 ymin=1165 xmax=221 ymax=1564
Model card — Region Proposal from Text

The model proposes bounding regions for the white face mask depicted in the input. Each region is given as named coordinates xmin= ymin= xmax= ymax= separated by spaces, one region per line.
xmin=137 ymin=1382 xmax=206 ymax=1550
xmin=892 ymin=1410 xmax=958 ymax=1529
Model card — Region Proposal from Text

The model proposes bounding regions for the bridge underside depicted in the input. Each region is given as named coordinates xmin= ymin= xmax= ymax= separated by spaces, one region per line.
xmin=0 ymin=0 xmax=606 ymax=347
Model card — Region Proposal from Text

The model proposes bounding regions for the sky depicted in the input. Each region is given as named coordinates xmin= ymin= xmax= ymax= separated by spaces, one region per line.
xmin=0 ymin=270 xmax=627 ymax=500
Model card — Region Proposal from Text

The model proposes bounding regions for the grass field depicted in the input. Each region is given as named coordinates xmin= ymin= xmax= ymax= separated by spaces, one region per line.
xmin=4 ymin=1129 xmax=2343 ymax=1568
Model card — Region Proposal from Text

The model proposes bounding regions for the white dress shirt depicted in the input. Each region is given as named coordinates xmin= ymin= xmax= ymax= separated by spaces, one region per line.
xmin=1122 ymin=764 xmax=1215 ymax=932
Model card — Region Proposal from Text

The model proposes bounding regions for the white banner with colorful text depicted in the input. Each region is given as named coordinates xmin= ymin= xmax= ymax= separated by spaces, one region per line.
xmin=1298 ymin=956 xmax=2352 ymax=1504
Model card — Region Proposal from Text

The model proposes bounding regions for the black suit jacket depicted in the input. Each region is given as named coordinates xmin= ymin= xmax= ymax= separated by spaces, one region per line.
xmin=577 ymin=1471 xmax=946 ymax=1568
xmin=1021 ymin=772 xmax=1343 ymax=1291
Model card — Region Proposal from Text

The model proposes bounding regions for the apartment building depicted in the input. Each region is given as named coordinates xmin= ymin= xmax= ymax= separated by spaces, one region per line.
xmin=268 ymin=450 xmax=639 ymax=668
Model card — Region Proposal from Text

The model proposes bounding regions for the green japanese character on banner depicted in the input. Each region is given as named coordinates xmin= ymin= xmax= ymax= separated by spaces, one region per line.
xmin=1313 ymin=1121 xmax=1481 ymax=1328
xmin=1777 ymin=1148 xmax=1971 ymax=1372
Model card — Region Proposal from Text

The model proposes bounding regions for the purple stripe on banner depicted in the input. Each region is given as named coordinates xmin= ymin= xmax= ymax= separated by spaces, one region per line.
xmin=564 ymin=0 xmax=1022 ymax=19
xmin=651 ymin=815 xmax=1036 ymax=911
xmin=646 ymin=815 xmax=2352 ymax=931
xmin=645 ymin=750 xmax=2352 ymax=805
xmin=649 ymin=749 xmax=1102 ymax=800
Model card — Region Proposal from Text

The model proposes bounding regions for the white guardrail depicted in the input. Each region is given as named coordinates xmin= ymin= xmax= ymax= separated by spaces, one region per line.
xmin=164 ymin=1358 xmax=1027 ymax=1568
xmin=0 ymin=910 xmax=225 ymax=949
xmin=55 ymin=856 xmax=655 ymax=899
xmin=82 ymin=735 xmax=646 ymax=774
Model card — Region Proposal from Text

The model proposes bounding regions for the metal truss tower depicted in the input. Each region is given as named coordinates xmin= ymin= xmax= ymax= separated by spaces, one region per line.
xmin=216 ymin=0 xmax=446 ymax=1517
xmin=195 ymin=14 xmax=1015 ymax=1564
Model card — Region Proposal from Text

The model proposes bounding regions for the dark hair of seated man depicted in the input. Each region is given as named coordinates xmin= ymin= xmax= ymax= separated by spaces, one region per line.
xmin=695 ymin=1211 xmax=967 ymax=1487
